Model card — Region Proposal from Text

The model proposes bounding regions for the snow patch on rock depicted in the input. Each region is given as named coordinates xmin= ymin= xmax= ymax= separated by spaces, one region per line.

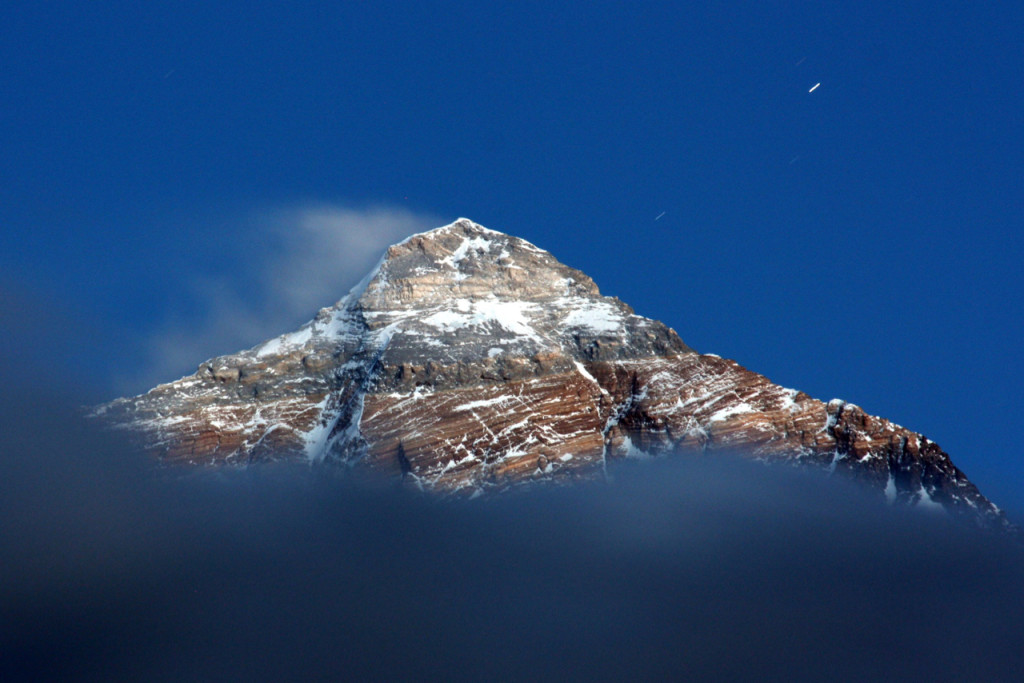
xmin=257 ymin=326 xmax=313 ymax=357
xmin=708 ymin=403 xmax=755 ymax=423
xmin=422 ymin=298 xmax=542 ymax=342
xmin=560 ymin=300 xmax=624 ymax=333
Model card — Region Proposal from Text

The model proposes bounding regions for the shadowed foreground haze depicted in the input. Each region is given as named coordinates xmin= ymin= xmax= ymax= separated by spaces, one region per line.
xmin=3 ymin=392 xmax=1024 ymax=681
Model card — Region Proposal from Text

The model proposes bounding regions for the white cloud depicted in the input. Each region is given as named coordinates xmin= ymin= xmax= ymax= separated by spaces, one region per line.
xmin=125 ymin=205 xmax=441 ymax=394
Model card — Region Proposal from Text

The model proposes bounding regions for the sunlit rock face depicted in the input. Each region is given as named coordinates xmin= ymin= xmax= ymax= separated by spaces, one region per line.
xmin=95 ymin=218 xmax=1010 ymax=530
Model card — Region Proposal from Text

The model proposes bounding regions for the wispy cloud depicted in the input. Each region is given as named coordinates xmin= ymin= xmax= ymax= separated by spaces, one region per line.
xmin=126 ymin=205 xmax=441 ymax=394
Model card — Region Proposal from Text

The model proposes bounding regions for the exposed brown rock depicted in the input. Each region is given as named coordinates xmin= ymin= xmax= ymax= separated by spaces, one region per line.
xmin=92 ymin=219 xmax=1013 ymax=532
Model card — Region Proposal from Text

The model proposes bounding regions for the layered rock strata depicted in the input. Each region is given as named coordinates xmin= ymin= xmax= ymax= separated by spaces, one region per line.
xmin=95 ymin=219 xmax=1010 ymax=530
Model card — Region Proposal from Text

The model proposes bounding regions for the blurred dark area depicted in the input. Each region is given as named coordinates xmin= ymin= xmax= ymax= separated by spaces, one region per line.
xmin=2 ymin=284 xmax=1023 ymax=681
xmin=3 ymin=385 xmax=1023 ymax=682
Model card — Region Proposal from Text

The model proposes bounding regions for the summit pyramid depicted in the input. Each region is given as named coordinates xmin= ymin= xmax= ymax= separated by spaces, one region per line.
xmin=95 ymin=219 xmax=1011 ymax=531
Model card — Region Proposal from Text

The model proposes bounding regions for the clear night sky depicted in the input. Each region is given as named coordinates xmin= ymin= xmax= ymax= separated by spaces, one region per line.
xmin=3 ymin=3 xmax=1022 ymax=511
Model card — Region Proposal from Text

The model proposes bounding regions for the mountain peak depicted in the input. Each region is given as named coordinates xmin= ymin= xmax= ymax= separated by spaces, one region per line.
xmin=298 ymin=218 xmax=689 ymax=369
xmin=371 ymin=216 xmax=597 ymax=301
xmin=405 ymin=216 xmax=503 ymax=239
xmin=372 ymin=215 xmax=592 ymax=301
xmin=94 ymin=218 xmax=1014 ymax=534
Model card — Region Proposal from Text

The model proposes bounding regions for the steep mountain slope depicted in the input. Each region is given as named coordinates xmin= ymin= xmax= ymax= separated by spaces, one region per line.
xmin=95 ymin=219 xmax=1010 ymax=530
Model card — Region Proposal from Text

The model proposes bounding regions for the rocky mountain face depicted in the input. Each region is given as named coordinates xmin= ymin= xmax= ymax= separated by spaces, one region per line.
xmin=95 ymin=218 xmax=1011 ymax=531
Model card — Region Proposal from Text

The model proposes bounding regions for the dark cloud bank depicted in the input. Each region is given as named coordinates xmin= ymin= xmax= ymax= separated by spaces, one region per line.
xmin=3 ymin=389 xmax=1024 ymax=682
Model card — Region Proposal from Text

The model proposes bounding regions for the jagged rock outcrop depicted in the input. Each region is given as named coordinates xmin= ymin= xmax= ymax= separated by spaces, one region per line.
xmin=94 ymin=218 xmax=1011 ymax=531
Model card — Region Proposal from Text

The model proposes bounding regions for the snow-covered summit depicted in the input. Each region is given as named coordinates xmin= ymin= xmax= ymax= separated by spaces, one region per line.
xmin=395 ymin=217 xmax=511 ymax=245
xmin=251 ymin=217 xmax=690 ymax=369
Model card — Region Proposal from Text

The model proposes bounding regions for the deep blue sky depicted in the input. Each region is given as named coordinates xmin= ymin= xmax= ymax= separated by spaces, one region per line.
xmin=3 ymin=3 xmax=1022 ymax=510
